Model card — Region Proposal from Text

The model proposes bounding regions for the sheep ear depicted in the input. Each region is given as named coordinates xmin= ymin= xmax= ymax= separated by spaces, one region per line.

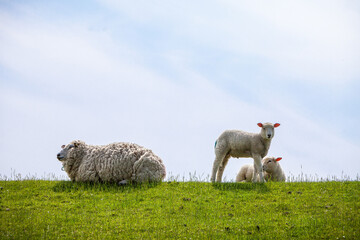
xmin=275 ymin=157 xmax=282 ymax=161
xmin=257 ymin=123 xmax=263 ymax=127
xmin=61 ymin=145 xmax=65 ymax=149
xmin=274 ymin=123 xmax=280 ymax=128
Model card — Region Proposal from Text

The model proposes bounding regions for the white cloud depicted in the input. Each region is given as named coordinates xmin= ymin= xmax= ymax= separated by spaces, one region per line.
xmin=238 ymin=0 xmax=360 ymax=85
xmin=99 ymin=0 xmax=360 ymax=86
xmin=0 ymin=2 xmax=359 ymax=180
xmin=0 ymin=9 xmax=264 ymax=179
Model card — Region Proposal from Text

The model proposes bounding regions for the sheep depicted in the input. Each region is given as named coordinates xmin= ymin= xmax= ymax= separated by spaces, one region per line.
xmin=211 ymin=122 xmax=280 ymax=183
xmin=262 ymin=156 xmax=286 ymax=182
xmin=235 ymin=164 xmax=257 ymax=183
xmin=56 ymin=140 xmax=166 ymax=183
xmin=236 ymin=157 xmax=285 ymax=182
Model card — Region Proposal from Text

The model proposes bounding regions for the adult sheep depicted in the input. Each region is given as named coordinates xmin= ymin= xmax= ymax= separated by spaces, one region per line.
xmin=211 ymin=122 xmax=280 ymax=183
xmin=236 ymin=157 xmax=285 ymax=182
xmin=57 ymin=140 xmax=166 ymax=183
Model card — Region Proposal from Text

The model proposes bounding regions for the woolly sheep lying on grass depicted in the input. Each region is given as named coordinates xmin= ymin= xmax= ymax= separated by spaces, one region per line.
xmin=236 ymin=157 xmax=285 ymax=182
xmin=57 ymin=140 xmax=166 ymax=184
xmin=211 ymin=122 xmax=280 ymax=183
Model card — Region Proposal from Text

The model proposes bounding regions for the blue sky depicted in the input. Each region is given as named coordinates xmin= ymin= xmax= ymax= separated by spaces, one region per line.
xmin=1 ymin=0 xmax=359 ymax=180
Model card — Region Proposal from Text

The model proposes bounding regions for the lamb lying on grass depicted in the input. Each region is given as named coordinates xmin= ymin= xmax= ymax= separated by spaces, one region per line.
xmin=236 ymin=156 xmax=285 ymax=182
xmin=57 ymin=140 xmax=166 ymax=183
xmin=211 ymin=122 xmax=280 ymax=183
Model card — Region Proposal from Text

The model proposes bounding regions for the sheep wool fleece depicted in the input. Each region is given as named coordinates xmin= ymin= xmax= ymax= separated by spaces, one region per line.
xmin=59 ymin=140 xmax=166 ymax=183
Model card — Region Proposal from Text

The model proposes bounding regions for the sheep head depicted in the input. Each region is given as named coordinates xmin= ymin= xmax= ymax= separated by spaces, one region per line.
xmin=57 ymin=140 xmax=86 ymax=162
xmin=257 ymin=122 xmax=280 ymax=140
xmin=262 ymin=156 xmax=282 ymax=173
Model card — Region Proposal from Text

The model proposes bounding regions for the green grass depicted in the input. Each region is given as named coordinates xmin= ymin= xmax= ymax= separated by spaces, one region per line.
xmin=0 ymin=180 xmax=359 ymax=239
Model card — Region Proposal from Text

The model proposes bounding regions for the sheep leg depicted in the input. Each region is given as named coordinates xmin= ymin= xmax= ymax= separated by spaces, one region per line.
xmin=252 ymin=154 xmax=264 ymax=183
xmin=216 ymin=154 xmax=230 ymax=182
xmin=118 ymin=179 xmax=128 ymax=185
xmin=211 ymin=149 xmax=228 ymax=182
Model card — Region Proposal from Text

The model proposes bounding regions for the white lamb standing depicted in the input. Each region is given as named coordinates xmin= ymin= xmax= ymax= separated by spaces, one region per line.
xmin=236 ymin=157 xmax=285 ymax=182
xmin=57 ymin=140 xmax=166 ymax=183
xmin=211 ymin=122 xmax=280 ymax=183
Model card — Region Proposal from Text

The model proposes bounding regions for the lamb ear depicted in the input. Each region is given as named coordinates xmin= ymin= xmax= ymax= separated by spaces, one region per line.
xmin=275 ymin=157 xmax=282 ymax=161
xmin=257 ymin=123 xmax=263 ymax=127
xmin=274 ymin=123 xmax=280 ymax=128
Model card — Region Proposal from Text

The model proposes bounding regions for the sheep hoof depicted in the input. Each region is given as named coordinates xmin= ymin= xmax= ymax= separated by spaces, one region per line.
xmin=118 ymin=180 xmax=128 ymax=185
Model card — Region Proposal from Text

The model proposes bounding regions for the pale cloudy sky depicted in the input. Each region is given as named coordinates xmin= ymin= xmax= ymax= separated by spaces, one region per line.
xmin=1 ymin=0 xmax=359 ymax=181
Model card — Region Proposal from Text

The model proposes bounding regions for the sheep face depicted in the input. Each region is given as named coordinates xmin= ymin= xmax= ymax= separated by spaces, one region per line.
xmin=57 ymin=140 xmax=85 ymax=162
xmin=262 ymin=157 xmax=282 ymax=173
xmin=258 ymin=122 xmax=280 ymax=140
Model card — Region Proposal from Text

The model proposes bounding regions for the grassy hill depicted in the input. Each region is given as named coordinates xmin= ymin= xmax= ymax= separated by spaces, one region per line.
xmin=0 ymin=180 xmax=359 ymax=239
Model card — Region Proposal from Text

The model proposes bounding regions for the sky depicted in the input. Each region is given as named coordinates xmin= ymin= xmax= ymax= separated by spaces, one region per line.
xmin=0 ymin=0 xmax=359 ymax=181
